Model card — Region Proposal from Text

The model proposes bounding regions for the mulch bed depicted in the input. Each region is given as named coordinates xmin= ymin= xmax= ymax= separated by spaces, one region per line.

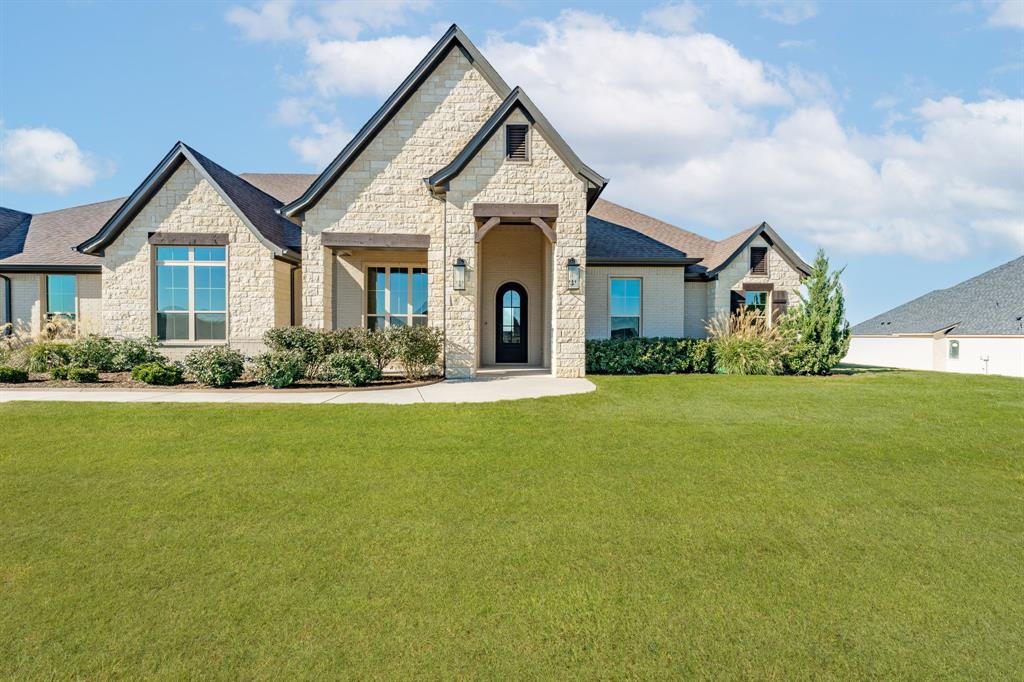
xmin=0 ymin=372 xmax=442 ymax=392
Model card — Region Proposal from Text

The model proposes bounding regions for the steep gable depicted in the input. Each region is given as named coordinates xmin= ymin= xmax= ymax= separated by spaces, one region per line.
xmin=77 ymin=142 xmax=300 ymax=261
xmin=281 ymin=24 xmax=511 ymax=218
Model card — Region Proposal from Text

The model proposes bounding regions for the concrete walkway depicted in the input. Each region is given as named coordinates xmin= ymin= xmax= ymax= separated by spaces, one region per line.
xmin=0 ymin=371 xmax=595 ymax=405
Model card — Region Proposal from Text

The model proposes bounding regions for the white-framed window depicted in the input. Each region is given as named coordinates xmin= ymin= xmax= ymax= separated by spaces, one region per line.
xmin=609 ymin=277 xmax=641 ymax=339
xmin=45 ymin=274 xmax=77 ymax=321
xmin=366 ymin=265 xmax=428 ymax=330
xmin=155 ymin=246 xmax=227 ymax=341
xmin=949 ymin=339 xmax=959 ymax=360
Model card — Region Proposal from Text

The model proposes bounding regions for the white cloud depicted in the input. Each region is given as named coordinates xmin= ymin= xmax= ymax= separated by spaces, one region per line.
xmin=987 ymin=0 xmax=1024 ymax=28
xmin=227 ymin=0 xmax=432 ymax=42
xmin=0 ymin=126 xmax=104 ymax=194
xmin=740 ymin=0 xmax=818 ymax=25
xmin=228 ymin=7 xmax=1023 ymax=257
xmin=642 ymin=2 xmax=703 ymax=34
xmin=778 ymin=39 xmax=815 ymax=49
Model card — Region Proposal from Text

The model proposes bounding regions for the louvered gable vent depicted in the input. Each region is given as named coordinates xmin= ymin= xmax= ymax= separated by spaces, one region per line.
xmin=750 ymin=246 xmax=768 ymax=275
xmin=505 ymin=124 xmax=528 ymax=161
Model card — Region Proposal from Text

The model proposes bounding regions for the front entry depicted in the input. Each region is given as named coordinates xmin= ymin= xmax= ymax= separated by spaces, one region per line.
xmin=495 ymin=282 xmax=528 ymax=363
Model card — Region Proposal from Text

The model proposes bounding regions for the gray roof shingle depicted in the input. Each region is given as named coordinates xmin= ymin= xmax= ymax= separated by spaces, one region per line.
xmin=586 ymin=215 xmax=691 ymax=264
xmin=0 ymin=199 xmax=123 ymax=269
xmin=852 ymin=256 xmax=1024 ymax=336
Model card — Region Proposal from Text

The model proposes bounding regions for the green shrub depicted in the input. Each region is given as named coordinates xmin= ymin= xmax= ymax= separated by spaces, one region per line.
xmin=67 ymin=335 xmax=115 ymax=370
xmin=585 ymin=337 xmax=715 ymax=374
xmin=393 ymin=326 xmax=443 ymax=380
xmin=318 ymin=351 xmax=381 ymax=387
xmin=780 ymin=249 xmax=851 ymax=376
xmin=25 ymin=342 xmax=73 ymax=372
xmin=183 ymin=346 xmax=245 ymax=387
xmin=707 ymin=309 xmax=791 ymax=375
xmin=131 ymin=362 xmax=183 ymax=386
xmin=251 ymin=350 xmax=306 ymax=389
xmin=363 ymin=327 xmax=399 ymax=374
xmin=67 ymin=367 xmax=99 ymax=383
xmin=50 ymin=366 xmax=69 ymax=380
xmin=263 ymin=327 xmax=340 ymax=378
xmin=0 ymin=365 xmax=29 ymax=383
xmin=109 ymin=337 xmax=163 ymax=371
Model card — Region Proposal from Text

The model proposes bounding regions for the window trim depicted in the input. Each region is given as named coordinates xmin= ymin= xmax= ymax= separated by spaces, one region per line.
xmin=364 ymin=263 xmax=429 ymax=329
xmin=505 ymin=123 xmax=530 ymax=162
xmin=608 ymin=276 xmax=643 ymax=339
xmin=44 ymin=274 xmax=78 ymax=322
xmin=153 ymin=245 xmax=229 ymax=343
xmin=744 ymin=290 xmax=768 ymax=313
xmin=948 ymin=339 xmax=960 ymax=360
xmin=750 ymin=246 xmax=769 ymax=276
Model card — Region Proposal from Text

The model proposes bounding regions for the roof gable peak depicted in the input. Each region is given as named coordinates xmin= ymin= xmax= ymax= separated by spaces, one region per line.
xmin=281 ymin=24 xmax=512 ymax=218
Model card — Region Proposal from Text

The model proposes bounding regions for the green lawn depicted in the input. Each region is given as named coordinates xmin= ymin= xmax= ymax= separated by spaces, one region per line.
xmin=2 ymin=372 xmax=1022 ymax=680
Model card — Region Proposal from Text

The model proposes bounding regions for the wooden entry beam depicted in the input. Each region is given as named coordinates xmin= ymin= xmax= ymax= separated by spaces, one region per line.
xmin=475 ymin=216 xmax=501 ymax=243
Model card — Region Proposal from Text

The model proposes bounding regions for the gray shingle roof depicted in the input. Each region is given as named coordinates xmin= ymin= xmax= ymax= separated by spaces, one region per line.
xmin=852 ymin=256 xmax=1024 ymax=336
xmin=1 ymin=199 xmax=123 ymax=270
xmin=586 ymin=215 xmax=691 ymax=264
xmin=184 ymin=146 xmax=302 ymax=252
xmin=239 ymin=173 xmax=318 ymax=204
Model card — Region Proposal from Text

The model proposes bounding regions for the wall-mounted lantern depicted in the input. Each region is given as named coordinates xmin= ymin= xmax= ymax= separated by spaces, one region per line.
xmin=453 ymin=258 xmax=467 ymax=291
xmin=567 ymin=257 xmax=581 ymax=291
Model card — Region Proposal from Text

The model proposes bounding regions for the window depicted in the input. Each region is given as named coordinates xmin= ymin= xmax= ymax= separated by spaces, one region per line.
xmin=155 ymin=246 xmax=226 ymax=341
xmin=750 ymin=246 xmax=768 ymax=276
xmin=609 ymin=278 xmax=641 ymax=339
xmin=949 ymin=340 xmax=959 ymax=360
xmin=46 ymin=275 xmax=77 ymax=320
xmin=366 ymin=266 xmax=428 ymax=329
xmin=745 ymin=291 xmax=767 ymax=312
xmin=505 ymin=124 xmax=528 ymax=161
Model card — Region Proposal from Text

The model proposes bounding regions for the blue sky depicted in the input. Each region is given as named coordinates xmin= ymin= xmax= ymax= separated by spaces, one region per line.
xmin=1 ymin=0 xmax=1021 ymax=323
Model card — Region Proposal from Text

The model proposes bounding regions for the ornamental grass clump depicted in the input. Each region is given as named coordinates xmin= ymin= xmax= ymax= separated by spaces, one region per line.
xmin=707 ymin=307 xmax=792 ymax=375
xmin=183 ymin=346 xmax=245 ymax=387
xmin=251 ymin=350 xmax=307 ymax=389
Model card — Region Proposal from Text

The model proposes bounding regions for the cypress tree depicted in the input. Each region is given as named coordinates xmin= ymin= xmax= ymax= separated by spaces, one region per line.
xmin=783 ymin=249 xmax=850 ymax=375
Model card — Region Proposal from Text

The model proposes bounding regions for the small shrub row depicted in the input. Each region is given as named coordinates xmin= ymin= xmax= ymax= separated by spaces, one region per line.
xmin=183 ymin=346 xmax=245 ymax=387
xmin=0 ymin=365 xmax=29 ymax=383
xmin=49 ymin=366 xmax=100 ymax=383
xmin=586 ymin=337 xmax=715 ymax=375
xmin=11 ymin=336 xmax=164 ymax=373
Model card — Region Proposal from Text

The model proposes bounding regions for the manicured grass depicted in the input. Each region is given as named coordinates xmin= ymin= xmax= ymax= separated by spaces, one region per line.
xmin=2 ymin=372 xmax=1022 ymax=679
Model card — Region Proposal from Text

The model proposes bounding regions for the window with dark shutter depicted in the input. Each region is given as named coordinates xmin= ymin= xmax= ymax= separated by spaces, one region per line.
xmin=771 ymin=290 xmax=788 ymax=322
xmin=750 ymin=247 xmax=768 ymax=275
xmin=730 ymin=290 xmax=744 ymax=315
xmin=505 ymin=124 xmax=528 ymax=161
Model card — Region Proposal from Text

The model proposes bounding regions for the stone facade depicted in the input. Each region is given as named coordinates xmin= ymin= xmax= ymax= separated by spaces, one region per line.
xmin=446 ymin=109 xmax=588 ymax=377
xmin=301 ymin=46 xmax=503 ymax=343
xmin=585 ymin=266 xmax=686 ymax=339
xmin=99 ymin=160 xmax=289 ymax=355
xmin=711 ymin=236 xmax=804 ymax=325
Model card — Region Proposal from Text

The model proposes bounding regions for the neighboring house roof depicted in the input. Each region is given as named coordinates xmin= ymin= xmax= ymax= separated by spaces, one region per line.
xmin=239 ymin=173 xmax=318 ymax=204
xmin=426 ymin=87 xmax=608 ymax=208
xmin=281 ymin=24 xmax=512 ymax=218
xmin=77 ymin=142 xmax=301 ymax=261
xmin=851 ymin=256 xmax=1024 ymax=337
xmin=0 ymin=199 xmax=124 ymax=272
xmin=587 ymin=199 xmax=811 ymax=278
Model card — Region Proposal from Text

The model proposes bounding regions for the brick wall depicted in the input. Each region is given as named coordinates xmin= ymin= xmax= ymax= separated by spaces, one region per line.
xmin=585 ymin=266 xmax=686 ymax=339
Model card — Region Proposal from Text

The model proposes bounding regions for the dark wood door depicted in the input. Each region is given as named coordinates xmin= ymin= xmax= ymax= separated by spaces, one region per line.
xmin=495 ymin=282 xmax=527 ymax=363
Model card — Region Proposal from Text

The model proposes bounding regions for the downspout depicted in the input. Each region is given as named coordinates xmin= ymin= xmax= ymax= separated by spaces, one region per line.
xmin=289 ymin=264 xmax=299 ymax=326
xmin=0 ymin=274 xmax=10 ymax=336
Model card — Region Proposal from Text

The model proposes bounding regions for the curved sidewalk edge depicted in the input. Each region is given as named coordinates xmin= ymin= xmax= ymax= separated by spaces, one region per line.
xmin=0 ymin=375 xmax=596 ymax=405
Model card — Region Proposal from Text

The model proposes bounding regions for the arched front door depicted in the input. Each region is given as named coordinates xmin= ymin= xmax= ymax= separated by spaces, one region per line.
xmin=495 ymin=282 xmax=527 ymax=363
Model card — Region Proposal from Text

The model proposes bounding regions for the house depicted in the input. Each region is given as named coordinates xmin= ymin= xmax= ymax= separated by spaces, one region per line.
xmin=844 ymin=256 xmax=1024 ymax=377
xmin=1 ymin=25 xmax=811 ymax=378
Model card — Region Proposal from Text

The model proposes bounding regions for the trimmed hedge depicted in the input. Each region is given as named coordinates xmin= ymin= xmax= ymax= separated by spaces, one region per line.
xmin=131 ymin=362 xmax=184 ymax=386
xmin=0 ymin=365 xmax=29 ymax=383
xmin=67 ymin=367 xmax=99 ymax=383
xmin=586 ymin=337 xmax=715 ymax=375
